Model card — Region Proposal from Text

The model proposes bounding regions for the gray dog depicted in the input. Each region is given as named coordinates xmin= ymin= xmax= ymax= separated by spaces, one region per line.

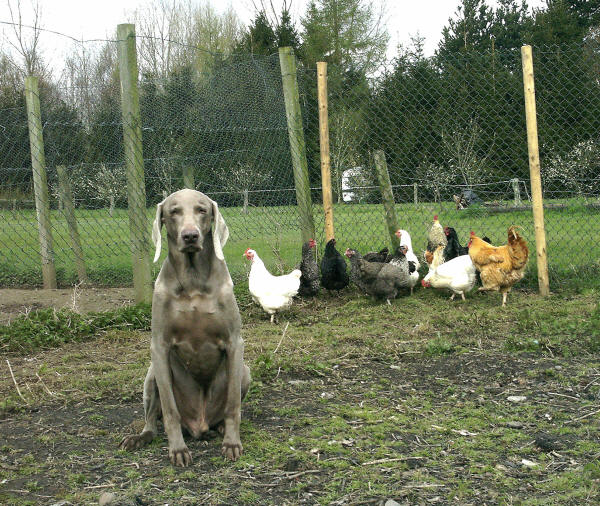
xmin=120 ymin=189 xmax=251 ymax=466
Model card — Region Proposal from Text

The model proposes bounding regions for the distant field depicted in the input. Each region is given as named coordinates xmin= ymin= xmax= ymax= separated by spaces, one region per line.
xmin=1 ymin=199 xmax=599 ymax=288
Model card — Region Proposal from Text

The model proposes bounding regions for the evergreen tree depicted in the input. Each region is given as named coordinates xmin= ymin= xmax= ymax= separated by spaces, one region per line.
xmin=235 ymin=12 xmax=277 ymax=55
xmin=276 ymin=8 xmax=301 ymax=50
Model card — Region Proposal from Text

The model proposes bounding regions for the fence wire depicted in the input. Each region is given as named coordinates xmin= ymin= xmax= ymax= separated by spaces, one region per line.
xmin=0 ymin=40 xmax=599 ymax=288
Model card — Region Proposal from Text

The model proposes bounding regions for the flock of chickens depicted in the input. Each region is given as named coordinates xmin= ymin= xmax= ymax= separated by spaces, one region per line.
xmin=244 ymin=215 xmax=529 ymax=322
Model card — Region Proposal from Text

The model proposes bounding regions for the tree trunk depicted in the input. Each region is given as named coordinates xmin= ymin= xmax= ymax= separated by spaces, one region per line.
xmin=109 ymin=195 xmax=115 ymax=217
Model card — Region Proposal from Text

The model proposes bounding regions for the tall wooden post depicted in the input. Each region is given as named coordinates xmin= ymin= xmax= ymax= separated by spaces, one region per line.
xmin=24 ymin=76 xmax=57 ymax=289
xmin=182 ymin=166 xmax=194 ymax=189
xmin=521 ymin=45 xmax=550 ymax=296
xmin=413 ymin=183 xmax=418 ymax=205
xmin=279 ymin=47 xmax=315 ymax=243
xmin=118 ymin=23 xmax=152 ymax=303
xmin=317 ymin=62 xmax=334 ymax=242
xmin=373 ymin=150 xmax=400 ymax=249
xmin=56 ymin=165 xmax=88 ymax=284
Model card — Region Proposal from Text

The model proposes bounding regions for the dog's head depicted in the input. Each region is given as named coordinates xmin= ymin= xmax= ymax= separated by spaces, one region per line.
xmin=152 ymin=189 xmax=229 ymax=263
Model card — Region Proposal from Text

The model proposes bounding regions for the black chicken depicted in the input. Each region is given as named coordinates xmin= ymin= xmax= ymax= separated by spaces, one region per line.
xmin=320 ymin=238 xmax=349 ymax=292
xmin=362 ymin=247 xmax=390 ymax=263
xmin=345 ymin=247 xmax=411 ymax=303
xmin=298 ymin=239 xmax=320 ymax=297
xmin=444 ymin=227 xmax=491 ymax=262
xmin=443 ymin=227 xmax=469 ymax=261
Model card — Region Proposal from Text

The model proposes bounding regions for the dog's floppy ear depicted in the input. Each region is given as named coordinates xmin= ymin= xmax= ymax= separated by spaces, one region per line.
xmin=152 ymin=199 xmax=165 ymax=263
xmin=211 ymin=198 xmax=229 ymax=261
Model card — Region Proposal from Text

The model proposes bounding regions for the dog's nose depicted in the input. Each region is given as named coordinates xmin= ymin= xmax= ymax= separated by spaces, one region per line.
xmin=182 ymin=229 xmax=199 ymax=244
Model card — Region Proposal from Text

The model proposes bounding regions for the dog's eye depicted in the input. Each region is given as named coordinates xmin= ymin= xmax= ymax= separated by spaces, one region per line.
xmin=170 ymin=208 xmax=181 ymax=215
xmin=195 ymin=207 xmax=207 ymax=214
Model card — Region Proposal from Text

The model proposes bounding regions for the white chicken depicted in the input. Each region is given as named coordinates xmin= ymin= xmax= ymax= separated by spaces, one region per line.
xmin=395 ymin=229 xmax=420 ymax=294
xmin=421 ymin=249 xmax=477 ymax=301
xmin=244 ymin=248 xmax=301 ymax=323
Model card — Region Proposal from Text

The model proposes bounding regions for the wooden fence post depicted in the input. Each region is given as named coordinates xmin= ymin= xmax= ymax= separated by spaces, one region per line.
xmin=24 ymin=75 xmax=57 ymax=289
xmin=317 ymin=61 xmax=334 ymax=242
xmin=521 ymin=45 xmax=550 ymax=296
xmin=279 ymin=47 xmax=315 ymax=243
xmin=413 ymin=183 xmax=418 ymax=205
xmin=118 ymin=23 xmax=152 ymax=304
xmin=56 ymin=165 xmax=88 ymax=284
xmin=373 ymin=150 xmax=400 ymax=249
xmin=511 ymin=178 xmax=522 ymax=206
xmin=182 ymin=166 xmax=194 ymax=189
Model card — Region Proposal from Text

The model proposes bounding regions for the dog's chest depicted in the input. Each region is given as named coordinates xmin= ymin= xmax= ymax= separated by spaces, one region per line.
xmin=166 ymin=294 xmax=229 ymax=342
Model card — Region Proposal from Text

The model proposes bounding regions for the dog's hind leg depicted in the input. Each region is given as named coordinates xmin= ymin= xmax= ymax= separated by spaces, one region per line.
xmin=120 ymin=365 xmax=161 ymax=450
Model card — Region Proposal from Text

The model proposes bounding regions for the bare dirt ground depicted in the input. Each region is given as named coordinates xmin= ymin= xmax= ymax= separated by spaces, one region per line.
xmin=0 ymin=288 xmax=135 ymax=324
xmin=1 ymin=288 xmax=599 ymax=504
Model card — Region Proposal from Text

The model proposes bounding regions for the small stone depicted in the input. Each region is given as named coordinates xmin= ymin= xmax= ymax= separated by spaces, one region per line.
xmin=320 ymin=392 xmax=334 ymax=399
xmin=98 ymin=492 xmax=117 ymax=506
xmin=385 ymin=500 xmax=401 ymax=506
xmin=506 ymin=421 xmax=524 ymax=429
xmin=507 ymin=395 xmax=527 ymax=403
xmin=521 ymin=458 xmax=538 ymax=468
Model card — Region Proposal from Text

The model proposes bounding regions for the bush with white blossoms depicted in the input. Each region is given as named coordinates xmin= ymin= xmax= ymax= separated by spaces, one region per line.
xmin=543 ymin=138 xmax=600 ymax=199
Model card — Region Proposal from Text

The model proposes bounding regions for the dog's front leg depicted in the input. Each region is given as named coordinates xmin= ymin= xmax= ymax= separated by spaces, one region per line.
xmin=221 ymin=335 xmax=244 ymax=461
xmin=151 ymin=339 xmax=192 ymax=466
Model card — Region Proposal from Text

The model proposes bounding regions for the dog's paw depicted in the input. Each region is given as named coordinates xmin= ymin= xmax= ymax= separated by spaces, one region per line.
xmin=221 ymin=437 xmax=243 ymax=461
xmin=169 ymin=445 xmax=193 ymax=467
xmin=119 ymin=431 xmax=154 ymax=451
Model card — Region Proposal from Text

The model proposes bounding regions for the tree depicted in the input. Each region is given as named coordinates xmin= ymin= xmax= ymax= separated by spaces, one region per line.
xmin=234 ymin=11 xmax=277 ymax=55
xmin=3 ymin=0 xmax=46 ymax=77
xmin=300 ymin=0 xmax=388 ymax=73
xmin=221 ymin=161 xmax=272 ymax=214
xmin=437 ymin=0 xmax=494 ymax=58
xmin=134 ymin=0 xmax=241 ymax=77
xmin=276 ymin=7 xmax=301 ymax=50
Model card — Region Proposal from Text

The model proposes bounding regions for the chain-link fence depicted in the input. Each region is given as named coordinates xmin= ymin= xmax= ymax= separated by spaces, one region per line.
xmin=1 ymin=36 xmax=599 ymax=290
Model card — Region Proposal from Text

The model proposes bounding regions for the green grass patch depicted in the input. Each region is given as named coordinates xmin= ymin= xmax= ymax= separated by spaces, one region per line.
xmin=0 ymin=303 xmax=151 ymax=353
xmin=2 ymin=198 xmax=600 ymax=287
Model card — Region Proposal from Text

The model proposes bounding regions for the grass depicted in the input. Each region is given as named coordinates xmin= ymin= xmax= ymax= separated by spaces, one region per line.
xmin=1 ymin=197 xmax=600 ymax=287
xmin=1 ymin=281 xmax=600 ymax=504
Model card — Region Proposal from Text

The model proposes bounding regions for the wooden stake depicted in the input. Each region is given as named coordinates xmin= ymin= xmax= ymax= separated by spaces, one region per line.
xmin=279 ymin=47 xmax=315 ymax=243
xmin=118 ymin=24 xmax=152 ymax=304
xmin=24 ymin=76 xmax=57 ymax=289
xmin=182 ymin=166 xmax=194 ymax=189
xmin=373 ymin=150 xmax=400 ymax=249
xmin=317 ymin=61 xmax=334 ymax=242
xmin=521 ymin=45 xmax=550 ymax=296
xmin=56 ymin=165 xmax=88 ymax=284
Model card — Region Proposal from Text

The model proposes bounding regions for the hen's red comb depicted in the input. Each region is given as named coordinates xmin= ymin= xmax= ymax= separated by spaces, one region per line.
xmin=245 ymin=247 xmax=252 ymax=254
xmin=433 ymin=214 xmax=438 ymax=220
xmin=470 ymin=231 xmax=475 ymax=236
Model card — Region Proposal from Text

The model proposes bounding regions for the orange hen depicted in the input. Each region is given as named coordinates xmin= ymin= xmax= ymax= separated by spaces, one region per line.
xmin=468 ymin=227 xmax=529 ymax=307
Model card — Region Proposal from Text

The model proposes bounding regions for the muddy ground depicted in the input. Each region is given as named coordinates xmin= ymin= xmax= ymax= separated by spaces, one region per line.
xmin=0 ymin=288 xmax=136 ymax=325
xmin=1 ymin=287 xmax=599 ymax=504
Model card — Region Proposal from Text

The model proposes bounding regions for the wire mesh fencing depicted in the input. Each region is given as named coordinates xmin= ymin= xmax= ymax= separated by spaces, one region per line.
xmin=300 ymin=44 xmax=600 ymax=284
xmin=1 ymin=38 xmax=599 ymax=290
